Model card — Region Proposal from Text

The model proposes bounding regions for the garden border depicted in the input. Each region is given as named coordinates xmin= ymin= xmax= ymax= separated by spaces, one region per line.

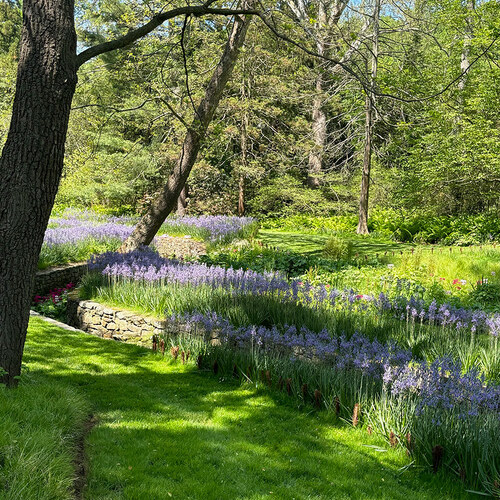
xmin=66 ymin=295 xmax=165 ymax=346
xmin=35 ymin=262 xmax=88 ymax=296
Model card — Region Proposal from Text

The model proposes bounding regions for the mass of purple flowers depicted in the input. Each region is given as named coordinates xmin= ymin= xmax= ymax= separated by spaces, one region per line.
xmin=170 ymin=311 xmax=500 ymax=417
xmin=89 ymin=248 xmax=500 ymax=338
xmin=44 ymin=210 xmax=134 ymax=246
xmin=89 ymin=248 xmax=288 ymax=292
xmin=170 ymin=310 xmax=412 ymax=379
xmin=162 ymin=215 xmax=257 ymax=242
xmin=44 ymin=210 xmax=256 ymax=247
xmin=389 ymin=357 xmax=500 ymax=416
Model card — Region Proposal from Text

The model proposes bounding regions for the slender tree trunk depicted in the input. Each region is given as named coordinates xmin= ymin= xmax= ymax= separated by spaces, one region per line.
xmin=306 ymin=1 xmax=327 ymax=189
xmin=238 ymin=175 xmax=245 ymax=215
xmin=0 ymin=0 xmax=77 ymax=387
xmin=307 ymin=73 xmax=327 ymax=188
xmin=238 ymin=72 xmax=249 ymax=216
xmin=177 ymin=184 xmax=188 ymax=215
xmin=458 ymin=0 xmax=474 ymax=105
xmin=238 ymin=117 xmax=247 ymax=216
xmin=120 ymin=9 xmax=252 ymax=251
xmin=357 ymin=0 xmax=380 ymax=235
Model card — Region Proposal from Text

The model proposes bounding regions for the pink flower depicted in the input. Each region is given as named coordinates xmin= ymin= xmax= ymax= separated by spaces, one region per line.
xmin=452 ymin=279 xmax=460 ymax=285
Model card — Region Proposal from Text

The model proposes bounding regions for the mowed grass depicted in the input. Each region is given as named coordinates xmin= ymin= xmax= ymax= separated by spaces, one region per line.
xmin=259 ymin=230 xmax=413 ymax=257
xmin=1 ymin=317 xmax=473 ymax=500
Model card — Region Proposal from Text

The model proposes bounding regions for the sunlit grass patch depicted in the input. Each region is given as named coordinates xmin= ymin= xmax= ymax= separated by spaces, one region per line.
xmin=2 ymin=317 xmax=472 ymax=499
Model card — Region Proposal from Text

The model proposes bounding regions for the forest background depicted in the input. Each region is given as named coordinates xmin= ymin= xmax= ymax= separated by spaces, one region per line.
xmin=0 ymin=0 xmax=499 ymax=223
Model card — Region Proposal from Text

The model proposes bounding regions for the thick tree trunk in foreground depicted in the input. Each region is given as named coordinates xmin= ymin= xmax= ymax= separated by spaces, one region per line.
xmin=120 ymin=11 xmax=252 ymax=252
xmin=0 ymin=0 xmax=77 ymax=387
xmin=357 ymin=0 xmax=380 ymax=235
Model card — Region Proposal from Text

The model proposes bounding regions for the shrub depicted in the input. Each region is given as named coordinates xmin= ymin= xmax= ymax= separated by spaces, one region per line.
xmin=32 ymin=283 xmax=75 ymax=321
xmin=323 ymin=237 xmax=353 ymax=260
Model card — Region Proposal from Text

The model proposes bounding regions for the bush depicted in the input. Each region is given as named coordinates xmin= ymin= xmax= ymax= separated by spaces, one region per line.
xmin=32 ymin=284 xmax=74 ymax=321
xmin=262 ymin=210 xmax=500 ymax=245
xmin=323 ymin=237 xmax=353 ymax=260
xmin=200 ymin=242 xmax=341 ymax=278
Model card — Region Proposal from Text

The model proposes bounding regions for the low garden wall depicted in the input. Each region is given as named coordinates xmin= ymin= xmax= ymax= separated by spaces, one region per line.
xmin=65 ymin=296 xmax=306 ymax=358
xmin=66 ymin=295 xmax=167 ymax=346
xmin=156 ymin=235 xmax=206 ymax=258
xmin=35 ymin=263 xmax=88 ymax=296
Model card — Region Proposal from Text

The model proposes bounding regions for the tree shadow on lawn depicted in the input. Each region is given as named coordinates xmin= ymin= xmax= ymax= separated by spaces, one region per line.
xmin=259 ymin=231 xmax=414 ymax=258
xmin=25 ymin=318 xmax=469 ymax=500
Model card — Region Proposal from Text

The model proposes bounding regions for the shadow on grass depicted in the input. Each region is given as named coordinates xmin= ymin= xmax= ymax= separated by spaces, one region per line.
xmin=259 ymin=230 xmax=414 ymax=258
xmin=24 ymin=318 xmax=470 ymax=500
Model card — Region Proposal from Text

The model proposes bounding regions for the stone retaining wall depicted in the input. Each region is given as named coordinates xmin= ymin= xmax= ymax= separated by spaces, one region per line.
xmin=66 ymin=296 xmax=307 ymax=360
xmin=67 ymin=295 xmax=166 ymax=346
xmin=156 ymin=235 xmax=207 ymax=258
xmin=35 ymin=263 xmax=88 ymax=296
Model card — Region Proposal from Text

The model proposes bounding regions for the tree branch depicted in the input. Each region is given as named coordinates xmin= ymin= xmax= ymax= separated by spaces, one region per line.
xmin=76 ymin=3 xmax=259 ymax=68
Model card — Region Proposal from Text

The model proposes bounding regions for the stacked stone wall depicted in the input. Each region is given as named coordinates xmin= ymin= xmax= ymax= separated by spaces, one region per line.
xmin=156 ymin=235 xmax=207 ymax=258
xmin=67 ymin=295 xmax=166 ymax=346
xmin=35 ymin=263 xmax=88 ymax=296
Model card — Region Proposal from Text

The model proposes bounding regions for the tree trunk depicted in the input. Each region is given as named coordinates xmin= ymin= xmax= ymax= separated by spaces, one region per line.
xmin=0 ymin=0 xmax=77 ymax=387
xmin=357 ymin=0 xmax=380 ymax=235
xmin=177 ymin=184 xmax=188 ymax=215
xmin=458 ymin=0 xmax=474 ymax=106
xmin=306 ymin=1 xmax=327 ymax=189
xmin=238 ymin=73 xmax=249 ymax=216
xmin=120 ymin=9 xmax=252 ymax=252
xmin=307 ymin=73 xmax=327 ymax=188
xmin=238 ymin=175 xmax=245 ymax=216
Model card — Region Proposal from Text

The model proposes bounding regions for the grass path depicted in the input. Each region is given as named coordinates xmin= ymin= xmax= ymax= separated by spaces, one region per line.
xmin=1 ymin=317 xmax=472 ymax=499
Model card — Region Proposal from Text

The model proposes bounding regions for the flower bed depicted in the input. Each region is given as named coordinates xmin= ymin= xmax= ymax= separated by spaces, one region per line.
xmin=79 ymin=247 xmax=500 ymax=495
xmin=160 ymin=215 xmax=258 ymax=242
xmin=39 ymin=209 xmax=258 ymax=269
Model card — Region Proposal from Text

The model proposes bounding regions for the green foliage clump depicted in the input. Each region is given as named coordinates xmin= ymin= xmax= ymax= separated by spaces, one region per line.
xmin=261 ymin=214 xmax=358 ymax=233
xmin=201 ymin=242 xmax=340 ymax=278
xmin=323 ymin=237 xmax=353 ymax=260
xmin=38 ymin=238 xmax=124 ymax=270
xmin=263 ymin=211 xmax=500 ymax=245
xmin=0 ymin=372 xmax=88 ymax=500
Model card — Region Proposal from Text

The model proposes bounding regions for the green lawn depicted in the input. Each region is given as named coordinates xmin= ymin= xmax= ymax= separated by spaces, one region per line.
xmin=1 ymin=317 xmax=473 ymax=499
xmin=259 ymin=230 xmax=413 ymax=256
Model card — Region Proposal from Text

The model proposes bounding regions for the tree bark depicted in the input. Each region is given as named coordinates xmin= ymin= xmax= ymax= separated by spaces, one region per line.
xmin=0 ymin=0 xmax=77 ymax=386
xmin=357 ymin=0 xmax=380 ymax=235
xmin=307 ymin=72 xmax=327 ymax=188
xmin=120 ymin=9 xmax=252 ymax=252
xmin=458 ymin=0 xmax=474 ymax=104
xmin=306 ymin=1 xmax=327 ymax=189
xmin=238 ymin=72 xmax=249 ymax=216
xmin=177 ymin=184 xmax=188 ymax=215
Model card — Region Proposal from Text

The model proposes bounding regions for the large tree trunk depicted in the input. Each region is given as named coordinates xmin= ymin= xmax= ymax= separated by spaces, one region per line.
xmin=0 ymin=0 xmax=77 ymax=387
xmin=357 ymin=0 xmax=380 ymax=235
xmin=120 ymin=10 xmax=252 ymax=252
